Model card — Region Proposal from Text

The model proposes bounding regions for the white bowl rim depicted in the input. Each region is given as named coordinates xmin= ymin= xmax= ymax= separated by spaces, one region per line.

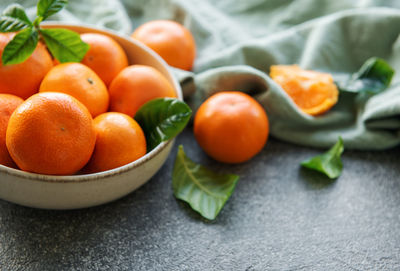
xmin=0 ymin=23 xmax=182 ymax=183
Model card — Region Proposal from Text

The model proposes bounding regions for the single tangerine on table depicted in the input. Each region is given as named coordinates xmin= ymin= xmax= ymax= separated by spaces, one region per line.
xmin=6 ymin=92 xmax=96 ymax=175
xmin=0 ymin=33 xmax=53 ymax=99
xmin=39 ymin=62 xmax=109 ymax=117
xmin=0 ymin=94 xmax=24 ymax=168
xmin=109 ymin=65 xmax=176 ymax=117
xmin=270 ymin=65 xmax=339 ymax=116
xmin=194 ymin=91 xmax=269 ymax=164
xmin=80 ymin=33 xmax=129 ymax=86
xmin=84 ymin=112 xmax=147 ymax=173
xmin=131 ymin=20 xmax=196 ymax=71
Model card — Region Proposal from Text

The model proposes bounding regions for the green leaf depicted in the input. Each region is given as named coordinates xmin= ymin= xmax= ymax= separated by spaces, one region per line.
xmin=134 ymin=98 xmax=192 ymax=152
xmin=337 ymin=57 xmax=395 ymax=95
xmin=37 ymin=0 xmax=68 ymax=20
xmin=173 ymin=145 xmax=239 ymax=220
xmin=33 ymin=16 xmax=43 ymax=28
xmin=0 ymin=4 xmax=32 ymax=32
xmin=40 ymin=28 xmax=89 ymax=63
xmin=301 ymin=137 xmax=344 ymax=179
xmin=2 ymin=27 xmax=38 ymax=65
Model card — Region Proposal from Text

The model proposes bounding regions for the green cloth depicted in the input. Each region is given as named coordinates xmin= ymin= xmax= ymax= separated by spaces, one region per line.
xmin=2 ymin=0 xmax=400 ymax=149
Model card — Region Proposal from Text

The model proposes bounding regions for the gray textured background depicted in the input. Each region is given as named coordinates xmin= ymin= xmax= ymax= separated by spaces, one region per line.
xmin=0 ymin=129 xmax=399 ymax=270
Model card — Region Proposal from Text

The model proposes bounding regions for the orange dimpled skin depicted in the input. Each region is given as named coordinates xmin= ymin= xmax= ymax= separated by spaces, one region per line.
xmin=0 ymin=94 xmax=24 ymax=168
xmin=270 ymin=65 xmax=339 ymax=116
xmin=109 ymin=65 xmax=176 ymax=117
xmin=131 ymin=20 xmax=196 ymax=71
xmin=6 ymin=92 xmax=96 ymax=175
xmin=84 ymin=112 xmax=147 ymax=173
xmin=39 ymin=63 xmax=109 ymax=117
xmin=194 ymin=92 xmax=269 ymax=164
xmin=81 ymin=33 xmax=129 ymax=86
xmin=0 ymin=33 xmax=53 ymax=99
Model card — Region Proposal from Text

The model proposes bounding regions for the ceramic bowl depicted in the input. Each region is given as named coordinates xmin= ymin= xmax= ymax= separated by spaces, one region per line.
xmin=0 ymin=23 xmax=182 ymax=209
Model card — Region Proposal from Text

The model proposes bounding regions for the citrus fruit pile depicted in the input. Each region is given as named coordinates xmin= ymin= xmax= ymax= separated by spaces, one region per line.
xmin=0 ymin=27 xmax=182 ymax=175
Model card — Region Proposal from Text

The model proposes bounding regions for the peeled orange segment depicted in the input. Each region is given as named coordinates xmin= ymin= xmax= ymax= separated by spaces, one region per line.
xmin=270 ymin=65 xmax=339 ymax=116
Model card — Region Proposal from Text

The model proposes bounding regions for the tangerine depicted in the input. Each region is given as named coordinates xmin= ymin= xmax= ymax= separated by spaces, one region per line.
xmin=131 ymin=20 xmax=196 ymax=71
xmin=270 ymin=65 xmax=339 ymax=116
xmin=109 ymin=65 xmax=176 ymax=117
xmin=0 ymin=94 xmax=24 ymax=168
xmin=6 ymin=92 xmax=96 ymax=175
xmin=39 ymin=62 xmax=109 ymax=117
xmin=0 ymin=33 xmax=53 ymax=99
xmin=81 ymin=33 xmax=129 ymax=86
xmin=194 ymin=92 xmax=269 ymax=164
xmin=84 ymin=112 xmax=146 ymax=173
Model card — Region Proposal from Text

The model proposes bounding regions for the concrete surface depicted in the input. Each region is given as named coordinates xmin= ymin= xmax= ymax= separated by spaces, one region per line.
xmin=0 ymin=129 xmax=399 ymax=270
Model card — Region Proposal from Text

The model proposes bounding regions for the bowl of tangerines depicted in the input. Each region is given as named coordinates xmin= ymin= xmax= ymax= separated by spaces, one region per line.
xmin=0 ymin=1 xmax=195 ymax=209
